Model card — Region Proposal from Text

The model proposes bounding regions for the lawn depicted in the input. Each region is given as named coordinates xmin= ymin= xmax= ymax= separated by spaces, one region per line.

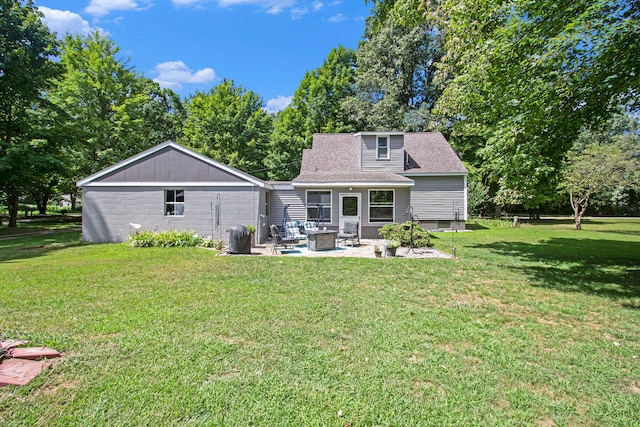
xmin=1 ymin=219 xmax=639 ymax=426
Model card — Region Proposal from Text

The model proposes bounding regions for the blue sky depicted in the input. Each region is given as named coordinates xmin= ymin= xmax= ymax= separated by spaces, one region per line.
xmin=34 ymin=0 xmax=372 ymax=113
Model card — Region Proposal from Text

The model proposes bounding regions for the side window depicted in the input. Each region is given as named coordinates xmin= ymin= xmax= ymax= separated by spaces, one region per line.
xmin=165 ymin=190 xmax=185 ymax=216
xmin=377 ymin=136 xmax=389 ymax=160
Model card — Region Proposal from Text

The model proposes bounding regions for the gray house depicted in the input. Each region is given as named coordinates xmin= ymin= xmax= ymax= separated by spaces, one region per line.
xmin=269 ymin=132 xmax=468 ymax=239
xmin=78 ymin=132 xmax=467 ymax=243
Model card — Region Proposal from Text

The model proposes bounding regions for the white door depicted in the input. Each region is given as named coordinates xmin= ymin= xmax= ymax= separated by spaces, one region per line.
xmin=339 ymin=193 xmax=360 ymax=231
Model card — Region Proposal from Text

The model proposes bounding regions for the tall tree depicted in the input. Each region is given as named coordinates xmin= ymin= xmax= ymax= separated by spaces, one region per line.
xmin=343 ymin=1 xmax=442 ymax=131
xmin=180 ymin=79 xmax=272 ymax=179
xmin=52 ymin=32 xmax=184 ymax=205
xmin=0 ymin=0 xmax=60 ymax=227
xmin=423 ymin=0 xmax=640 ymax=208
xmin=265 ymin=46 xmax=358 ymax=180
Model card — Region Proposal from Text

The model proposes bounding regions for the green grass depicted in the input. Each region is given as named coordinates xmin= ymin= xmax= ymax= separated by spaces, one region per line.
xmin=0 ymin=214 xmax=81 ymax=237
xmin=1 ymin=219 xmax=639 ymax=426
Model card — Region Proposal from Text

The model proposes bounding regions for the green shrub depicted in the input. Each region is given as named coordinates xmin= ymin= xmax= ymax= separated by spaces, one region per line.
xmin=200 ymin=237 xmax=224 ymax=249
xmin=378 ymin=221 xmax=432 ymax=248
xmin=128 ymin=230 xmax=221 ymax=248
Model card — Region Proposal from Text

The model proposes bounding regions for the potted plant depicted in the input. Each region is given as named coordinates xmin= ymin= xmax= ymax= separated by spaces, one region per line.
xmin=374 ymin=240 xmax=399 ymax=258
xmin=374 ymin=241 xmax=384 ymax=258
xmin=245 ymin=225 xmax=256 ymax=247
xmin=385 ymin=240 xmax=400 ymax=257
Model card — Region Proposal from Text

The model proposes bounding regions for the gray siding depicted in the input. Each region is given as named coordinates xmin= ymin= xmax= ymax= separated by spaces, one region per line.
xmin=96 ymin=147 xmax=246 ymax=184
xmin=410 ymin=176 xmax=466 ymax=221
xmin=269 ymin=188 xmax=306 ymax=228
xmin=360 ymin=134 xmax=405 ymax=172
xmin=82 ymin=186 xmax=260 ymax=243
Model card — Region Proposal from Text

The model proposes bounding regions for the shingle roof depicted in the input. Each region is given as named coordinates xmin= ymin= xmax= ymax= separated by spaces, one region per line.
xmin=403 ymin=132 xmax=468 ymax=174
xmin=293 ymin=132 xmax=466 ymax=185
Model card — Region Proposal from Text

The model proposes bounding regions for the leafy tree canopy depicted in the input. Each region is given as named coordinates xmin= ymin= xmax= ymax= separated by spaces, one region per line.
xmin=0 ymin=0 xmax=61 ymax=226
xmin=180 ymin=79 xmax=273 ymax=179
xmin=51 ymin=31 xmax=185 ymax=196
xmin=265 ymin=46 xmax=357 ymax=180
xmin=421 ymin=0 xmax=640 ymax=207
xmin=344 ymin=0 xmax=442 ymax=131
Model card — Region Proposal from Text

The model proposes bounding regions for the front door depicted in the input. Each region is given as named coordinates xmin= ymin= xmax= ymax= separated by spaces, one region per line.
xmin=339 ymin=193 xmax=360 ymax=231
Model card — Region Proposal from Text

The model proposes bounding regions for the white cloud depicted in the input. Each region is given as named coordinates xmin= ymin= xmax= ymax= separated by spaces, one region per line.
xmin=327 ymin=13 xmax=346 ymax=23
xmin=218 ymin=1 xmax=295 ymax=15
xmin=38 ymin=7 xmax=100 ymax=36
xmin=152 ymin=61 xmax=216 ymax=90
xmin=291 ymin=7 xmax=308 ymax=19
xmin=265 ymin=5 xmax=284 ymax=14
xmin=312 ymin=1 xmax=323 ymax=11
xmin=264 ymin=95 xmax=292 ymax=114
xmin=85 ymin=0 xmax=148 ymax=17
xmin=172 ymin=0 xmax=202 ymax=5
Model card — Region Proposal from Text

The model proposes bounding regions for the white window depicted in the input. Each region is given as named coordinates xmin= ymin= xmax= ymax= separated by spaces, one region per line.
xmin=369 ymin=189 xmax=394 ymax=223
xmin=165 ymin=190 xmax=184 ymax=216
xmin=306 ymin=190 xmax=331 ymax=223
xmin=377 ymin=136 xmax=389 ymax=160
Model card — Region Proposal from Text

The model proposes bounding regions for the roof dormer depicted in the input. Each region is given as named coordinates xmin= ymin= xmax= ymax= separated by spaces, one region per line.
xmin=355 ymin=131 xmax=405 ymax=173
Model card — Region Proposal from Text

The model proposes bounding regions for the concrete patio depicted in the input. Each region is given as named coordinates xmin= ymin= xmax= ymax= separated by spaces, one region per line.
xmin=222 ymin=239 xmax=453 ymax=259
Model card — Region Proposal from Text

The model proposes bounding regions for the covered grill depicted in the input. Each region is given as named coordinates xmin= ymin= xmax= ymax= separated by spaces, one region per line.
xmin=228 ymin=225 xmax=251 ymax=254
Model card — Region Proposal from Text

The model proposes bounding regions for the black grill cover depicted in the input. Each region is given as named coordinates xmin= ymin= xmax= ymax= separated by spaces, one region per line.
xmin=228 ymin=225 xmax=251 ymax=254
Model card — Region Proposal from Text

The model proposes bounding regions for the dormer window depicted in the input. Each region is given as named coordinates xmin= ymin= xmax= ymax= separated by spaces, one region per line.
xmin=376 ymin=136 xmax=389 ymax=160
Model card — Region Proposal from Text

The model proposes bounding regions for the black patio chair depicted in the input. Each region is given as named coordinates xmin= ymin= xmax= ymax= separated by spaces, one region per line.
xmin=270 ymin=224 xmax=299 ymax=254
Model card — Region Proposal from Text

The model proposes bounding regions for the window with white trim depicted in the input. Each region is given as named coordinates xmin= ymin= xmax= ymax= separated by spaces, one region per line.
xmin=306 ymin=190 xmax=331 ymax=223
xmin=377 ymin=136 xmax=389 ymax=160
xmin=369 ymin=190 xmax=394 ymax=222
xmin=165 ymin=189 xmax=185 ymax=216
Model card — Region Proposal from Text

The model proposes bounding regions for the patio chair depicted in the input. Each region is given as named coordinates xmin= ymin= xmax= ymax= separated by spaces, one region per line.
xmin=285 ymin=221 xmax=306 ymax=240
xmin=270 ymin=224 xmax=299 ymax=254
xmin=337 ymin=220 xmax=360 ymax=247
xmin=303 ymin=221 xmax=319 ymax=233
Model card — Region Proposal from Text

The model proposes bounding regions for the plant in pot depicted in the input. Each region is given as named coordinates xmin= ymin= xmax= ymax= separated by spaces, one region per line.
xmin=245 ymin=225 xmax=256 ymax=247
xmin=374 ymin=240 xmax=399 ymax=258
xmin=385 ymin=239 xmax=400 ymax=257
xmin=373 ymin=241 xmax=384 ymax=258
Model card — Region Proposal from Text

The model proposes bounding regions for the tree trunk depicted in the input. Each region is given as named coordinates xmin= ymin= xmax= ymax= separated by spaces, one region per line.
xmin=71 ymin=193 xmax=77 ymax=211
xmin=37 ymin=194 xmax=49 ymax=215
xmin=494 ymin=204 xmax=502 ymax=219
xmin=8 ymin=193 xmax=19 ymax=228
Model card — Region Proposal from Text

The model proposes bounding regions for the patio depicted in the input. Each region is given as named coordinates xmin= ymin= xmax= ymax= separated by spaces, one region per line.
xmin=225 ymin=239 xmax=452 ymax=259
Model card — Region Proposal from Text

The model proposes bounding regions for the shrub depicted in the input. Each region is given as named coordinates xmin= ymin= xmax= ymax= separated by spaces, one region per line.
xmin=378 ymin=221 xmax=432 ymax=248
xmin=128 ymin=230 xmax=222 ymax=249
xmin=200 ymin=237 xmax=224 ymax=249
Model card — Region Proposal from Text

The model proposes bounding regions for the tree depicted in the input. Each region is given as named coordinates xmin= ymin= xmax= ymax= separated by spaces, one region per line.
xmin=561 ymin=142 xmax=637 ymax=229
xmin=51 ymin=32 xmax=185 ymax=206
xmin=265 ymin=46 xmax=358 ymax=180
xmin=0 ymin=0 xmax=60 ymax=227
xmin=180 ymin=79 xmax=272 ymax=178
xmin=423 ymin=0 xmax=640 ymax=209
xmin=343 ymin=1 xmax=442 ymax=131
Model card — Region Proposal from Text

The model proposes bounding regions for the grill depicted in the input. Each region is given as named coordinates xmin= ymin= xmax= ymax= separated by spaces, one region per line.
xmin=228 ymin=225 xmax=251 ymax=254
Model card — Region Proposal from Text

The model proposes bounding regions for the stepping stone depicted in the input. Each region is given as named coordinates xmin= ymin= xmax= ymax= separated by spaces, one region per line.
xmin=0 ymin=340 xmax=28 ymax=350
xmin=9 ymin=347 xmax=60 ymax=360
xmin=0 ymin=358 xmax=48 ymax=387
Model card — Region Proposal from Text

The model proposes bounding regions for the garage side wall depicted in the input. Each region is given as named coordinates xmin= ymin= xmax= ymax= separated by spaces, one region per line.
xmin=82 ymin=186 xmax=260 ymax=243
